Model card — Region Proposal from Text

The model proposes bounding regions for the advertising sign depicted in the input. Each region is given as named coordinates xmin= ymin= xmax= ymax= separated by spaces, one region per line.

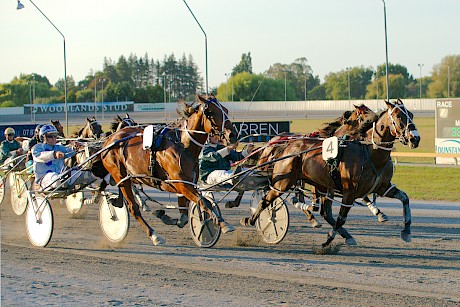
xmin=435 ymin=98 xmax=460 ymax=164
xmin=232 ymin=121 xmax=290 ymax=142
xmin=0 ymin=124 xmax=37 ymax=142
xmin=24 ymin=102 xmax=134 ymax=115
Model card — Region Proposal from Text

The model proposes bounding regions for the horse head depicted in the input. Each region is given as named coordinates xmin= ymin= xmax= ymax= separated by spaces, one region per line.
xmin=195 ymin=94 xmax=238 ymax=144
xmin=385 ymin=99 xmax=420 ymax=149
xmin=50 ymin=119 xmax=65 ymax=137
xmin=111 ymin=113 xmax=137 ymax=132
xmin=86 ymin=117 xmax=103 ymax=139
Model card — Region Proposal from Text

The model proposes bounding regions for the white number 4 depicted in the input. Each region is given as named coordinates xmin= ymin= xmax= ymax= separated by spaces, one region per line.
xmin=322 ymin=136 xmax=339 ymax=160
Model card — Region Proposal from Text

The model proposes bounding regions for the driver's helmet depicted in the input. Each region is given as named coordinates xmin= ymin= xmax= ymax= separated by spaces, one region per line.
xmin=39 ymin=124 xmax=58 ymax=142
xmin=34 ymin=124 xmax=44 ymax=138
xmin=4 ymin=127 xmax=15 ymax=136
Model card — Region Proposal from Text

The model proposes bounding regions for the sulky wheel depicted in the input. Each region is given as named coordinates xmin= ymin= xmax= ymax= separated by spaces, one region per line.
xmin=65 ymin=191 xmax=85 ymax=217
xmin=189 ymin=196 xmax=221 ymax=248
xmin=250 ymin=190 xmax=289 ymax=244
xmin=11 ymin=175 xmax=28 ymax=216
xmin=25 ymin=195 xmax=54 ymax=247
xmin=99 ymin=192 xmax=130 ymax=243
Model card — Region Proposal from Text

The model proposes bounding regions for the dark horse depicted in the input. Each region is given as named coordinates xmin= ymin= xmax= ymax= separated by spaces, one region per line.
xmin=242 ymin=100 xmax=420 ymax=247
xmin=110 ymin=114 xmax=138 ymax=133
xmin=95 ymin=94 xmax=238 ymax=245
xmin=75 ymin=117 xmax=103 ymax=139
xmin=50 ymin=119 xmax=65 ymax=138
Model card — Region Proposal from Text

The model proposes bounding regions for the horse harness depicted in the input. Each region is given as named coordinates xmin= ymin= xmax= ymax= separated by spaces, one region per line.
xmin=142 ymin=124 xmax=183 ymax=182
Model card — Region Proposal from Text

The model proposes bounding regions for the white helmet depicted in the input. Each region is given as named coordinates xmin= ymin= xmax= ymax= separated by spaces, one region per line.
xmin=39 ymin=124 xmax=58 ymax=142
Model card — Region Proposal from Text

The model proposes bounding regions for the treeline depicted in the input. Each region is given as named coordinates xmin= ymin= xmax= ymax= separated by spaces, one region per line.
xmin=0 ymin=52 xmax=202 ymax=107
xmin=0 ymin=52 xmax=458 ymax=107
xmin=215 ymin=53 xmax=459 ymax=102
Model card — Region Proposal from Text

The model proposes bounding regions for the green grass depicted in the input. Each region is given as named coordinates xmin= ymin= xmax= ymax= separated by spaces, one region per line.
xmin=290 ymin=117 xmax=460 ymax=202
xmin=392 ymin=166 xmax=460 ymax=202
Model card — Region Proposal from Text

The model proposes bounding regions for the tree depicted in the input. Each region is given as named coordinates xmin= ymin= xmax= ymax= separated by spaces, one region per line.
xmin=265 ymin=58 xmax=320 ymax=100
xmin=216 ymin=72 xmax=295 ymax=101
xmin=232 ymin=52 xmax=253 ymax=75
xmin=428 ymin=55 xmax=460 ymax=98
xmin=324 ymin=66 xmax=373 ymax=100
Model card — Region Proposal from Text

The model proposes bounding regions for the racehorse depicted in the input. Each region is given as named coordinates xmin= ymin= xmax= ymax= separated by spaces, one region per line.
xmin=50 ymin=119 xmax=65 ymax=138
xmin=95 ymin=94 xmax=238 ymax=245
xmin=75 ymin=117 xmax=103 ymax=139
xmin=251 ymin=104 xmax=381 ymax=229
xmin=241 ymin=99 xmax=420 ymax=247
xmin=150 ymin=95 xmax=239 ymax=227
xmin=110 ymin=114 xmax=138 ymax=133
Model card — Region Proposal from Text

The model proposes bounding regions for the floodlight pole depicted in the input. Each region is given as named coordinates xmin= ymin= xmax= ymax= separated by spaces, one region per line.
xmin=381 ymin=0 xmax=390 ymax=101
xmin=182 ymin=0 xmax=208 ymax=95
xmin=18 ymin=0 xmax=68 ymax=135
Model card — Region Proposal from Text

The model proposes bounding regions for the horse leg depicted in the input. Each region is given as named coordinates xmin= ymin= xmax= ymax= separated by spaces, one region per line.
xmin=385 ymin=187 xmax=411 ymax=242
xmin=174 ymin=183 xmax=235 ymax=234
xmin=176 ymin=195 xmax=189 ymax=228
xmin=363 ymin=194 xmax=388 ymax=222
xmin=240 ymin=190 xmax=279 ymax=227
xmin=320 ymin=196 xmax=356 ymax=245
xmin=118 ymin=183 xmax=165 ymax=245
xmin=322 ymin=204 xmax=353 ymax=247
xmin=291 ymin=187 xmax=321 ymax=228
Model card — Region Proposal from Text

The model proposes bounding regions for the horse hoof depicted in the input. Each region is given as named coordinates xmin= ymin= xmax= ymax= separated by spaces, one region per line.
xmin=176 ymin=214 xmax=188 ymax=228
xmin=151 ymin=233 xmax=166 ymax=246
xmin=345 ymin=238 xmax=357 ymax=246
xmin=239 ymin=217 xmax=252 ymax=227
xmin=401 ymin=231 xmax=412 ymax=242
xmin=220 ymin=222 xmax=236 ymax=234
xmin=310 ymin=220 xmax=322 ymax=228
xmin=377 ymin=213 xmax=388 ymax=222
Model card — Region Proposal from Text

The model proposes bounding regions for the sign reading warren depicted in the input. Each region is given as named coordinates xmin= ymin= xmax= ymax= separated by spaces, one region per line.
xmin=233 ymin=121 xmax=290 ymax=142
xmin=24 ymin=101 xmax=134 ymax=115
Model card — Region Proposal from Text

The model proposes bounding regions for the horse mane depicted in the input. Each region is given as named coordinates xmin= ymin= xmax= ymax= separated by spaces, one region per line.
xmin=355 ymin=109 xmax=385 ymax=137
xmin=176 ymin=100 xmax=199 ymax=119
xmin=110 ymin=118 xmax=120 ymax=132
xmin=317 ymin=110 xmax=353 ymax=137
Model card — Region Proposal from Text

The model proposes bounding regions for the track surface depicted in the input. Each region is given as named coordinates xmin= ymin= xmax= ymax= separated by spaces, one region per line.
xmin=1 ymin=189 xmax=459 ymax=306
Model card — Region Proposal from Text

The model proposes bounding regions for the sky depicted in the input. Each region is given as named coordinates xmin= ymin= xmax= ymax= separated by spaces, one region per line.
xmin=1 ymin=0 xmax=459 ymax=89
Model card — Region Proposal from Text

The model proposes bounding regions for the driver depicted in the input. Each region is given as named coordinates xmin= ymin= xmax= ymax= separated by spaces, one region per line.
xmin=32 ymin=124 xmax=94 ymax=191
xmin=0 ymin=127 xmax=25 ymax=166
xmin=199 ymin=134 xmax=253 ymax=208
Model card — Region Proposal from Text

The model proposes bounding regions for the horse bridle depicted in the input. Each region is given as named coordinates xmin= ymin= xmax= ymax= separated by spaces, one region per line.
xmin=89 ymin=120 xmax=102 ymax=138
xmin=387 ymin=102 xmax=418 ymax=144
xmin=203 ymin=98 xmax=231 ymax=139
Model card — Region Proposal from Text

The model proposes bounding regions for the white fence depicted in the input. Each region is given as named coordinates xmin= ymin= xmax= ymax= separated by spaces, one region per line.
xmin=0 ymin=99 xmax=438 ymax=116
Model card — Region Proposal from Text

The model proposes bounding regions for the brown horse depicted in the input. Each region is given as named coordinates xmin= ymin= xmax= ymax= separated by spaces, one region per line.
xmin=242 ymin=99 xmax=420 ymax=247
xmin=96 ymin=94 xmax=238 ymax=245
xmin=252 ymin=105 xmax=380 ymax=229
xmin=75 ymin=117 xmax=103 ymax=139
xmin=155 ymin=95 xmax=239 ymax=227
xmin=50 ymin=119 xmax=65 ymax=138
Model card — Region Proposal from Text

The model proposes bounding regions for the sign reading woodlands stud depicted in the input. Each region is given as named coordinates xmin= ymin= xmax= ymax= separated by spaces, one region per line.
xmin=23 ymin=101 xmax=134 ymax=115
xmin=233 ymin=121 xmax=290 ymax=142
xmin=435 ymin=98 xmax=460 ymax=164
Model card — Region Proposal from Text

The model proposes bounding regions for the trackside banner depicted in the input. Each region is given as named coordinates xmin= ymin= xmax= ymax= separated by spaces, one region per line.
xmin=23 ymin=102 xmax=134 ymax=115
xmin=0 ymin=124 xmax=37 ymax=142
xmin=232 ymin=121 xmax=290 ymax=142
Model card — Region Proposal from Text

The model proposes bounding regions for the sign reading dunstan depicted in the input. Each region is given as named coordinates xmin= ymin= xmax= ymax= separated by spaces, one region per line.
xmin=435 ymin=98 xmax=460 ymax=164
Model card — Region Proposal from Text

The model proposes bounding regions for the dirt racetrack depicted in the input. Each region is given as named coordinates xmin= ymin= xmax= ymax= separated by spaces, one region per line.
xmin=1 ymin=189 xmax=459 ymax=306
